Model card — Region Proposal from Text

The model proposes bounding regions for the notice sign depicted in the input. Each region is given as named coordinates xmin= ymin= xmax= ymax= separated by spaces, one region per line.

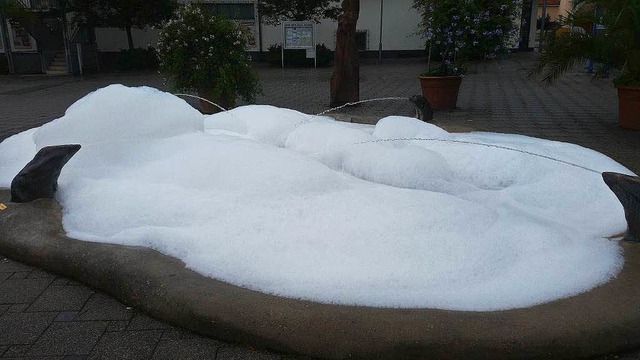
xmin=283 ymin=21 xmax=314 ymax=49
xmin=305 ymin=48 xmax=316 ymax=58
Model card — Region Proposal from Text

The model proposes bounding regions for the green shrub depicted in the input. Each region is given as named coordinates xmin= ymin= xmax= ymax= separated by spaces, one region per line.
xmin=116 ymin=48 xmax=158 ymax=71
xmin=157 ymin=4 xmax=260 ymax=108
xmin=266 ymin=43 xmax=333 ymax=67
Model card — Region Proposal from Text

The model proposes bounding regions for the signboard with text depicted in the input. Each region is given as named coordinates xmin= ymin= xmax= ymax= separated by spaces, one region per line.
xmin=281 ymin=21 xmax=316 ymax=68
xmin=283 ymin=21 xmax=314 ymax=49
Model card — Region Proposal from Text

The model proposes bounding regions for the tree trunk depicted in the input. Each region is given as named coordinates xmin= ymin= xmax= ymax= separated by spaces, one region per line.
xmin=330 ymin=0 xmax=360 ymax=107
xmin=125 ymin=27 xmax=134 ymax=50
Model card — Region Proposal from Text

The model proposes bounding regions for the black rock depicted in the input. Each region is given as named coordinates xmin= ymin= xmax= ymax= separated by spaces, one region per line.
xmin=11 ymin=144 xmax=81 ymax=203
xmin=602 ymin=171 xmax=640 ymax=242
xmin=409 ymin=95 xmax=433 ymax=122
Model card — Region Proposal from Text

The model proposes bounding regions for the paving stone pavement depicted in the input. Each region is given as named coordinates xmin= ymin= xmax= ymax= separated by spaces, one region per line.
xmin=1 ymin=53 xmax=640 ymax=359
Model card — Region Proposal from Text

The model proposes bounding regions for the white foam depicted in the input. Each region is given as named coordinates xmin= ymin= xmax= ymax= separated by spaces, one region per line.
xmin=34 ymin=84 xmax=203 ymax=149
xmin=0 ymin=85 xmax=631 ymax=311
xmin=0 ymin=128 xmax=38 ymax=186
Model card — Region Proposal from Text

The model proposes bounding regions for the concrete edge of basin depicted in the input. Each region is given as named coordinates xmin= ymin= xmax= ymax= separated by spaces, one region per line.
xmin=1 ymin=188 xmax=639 ymax=360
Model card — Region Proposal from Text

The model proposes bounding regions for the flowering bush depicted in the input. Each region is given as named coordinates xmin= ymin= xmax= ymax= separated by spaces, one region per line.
xmin=157 ymin=4 xmax=260 ymax=109
xmin=413 ymin=0 xmax=519 ymax=76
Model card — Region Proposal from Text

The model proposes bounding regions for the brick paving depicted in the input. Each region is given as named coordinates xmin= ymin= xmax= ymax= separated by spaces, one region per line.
xmin=1 ymin=52 xmax=640 ymax=359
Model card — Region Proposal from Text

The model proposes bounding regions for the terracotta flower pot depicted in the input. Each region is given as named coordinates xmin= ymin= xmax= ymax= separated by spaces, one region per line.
xmin=419 ymin=75 xmax=462 ymax=110
xmin=617 ymin=86 xmax=640 ymax=129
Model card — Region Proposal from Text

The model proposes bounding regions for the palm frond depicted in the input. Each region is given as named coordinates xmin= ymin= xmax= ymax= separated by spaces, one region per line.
xmin=531 ymin=0 xmax=640 ymax=85
xmin=528 ymin=32 xmax=593 ymax=84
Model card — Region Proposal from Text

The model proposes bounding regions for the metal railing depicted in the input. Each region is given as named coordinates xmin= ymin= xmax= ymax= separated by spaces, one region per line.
xmin=16 ymin=0 xmax=60 ymax=10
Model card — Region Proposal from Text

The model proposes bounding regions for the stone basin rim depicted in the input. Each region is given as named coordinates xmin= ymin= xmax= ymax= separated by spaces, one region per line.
xmin=0 ymin=188 xmax=639 ymax=360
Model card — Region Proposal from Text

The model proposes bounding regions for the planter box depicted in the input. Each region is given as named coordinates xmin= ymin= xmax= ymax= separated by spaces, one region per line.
xmin=617 ymin=86 xmax=640 ymax=129
xmin=419 ymin=75 xmax=462 ymax=110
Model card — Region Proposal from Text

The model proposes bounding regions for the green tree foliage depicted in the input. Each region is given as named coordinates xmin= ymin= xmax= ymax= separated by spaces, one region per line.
xmin=0 ymin=0 xmax=33 ymax=21
xmin=257 ymin=0 xmax=341 ymax=25
xmin=156 ymin=4 xmax=260 ymax=109
xmin=67 ymin=0 xmax=177 ymax=50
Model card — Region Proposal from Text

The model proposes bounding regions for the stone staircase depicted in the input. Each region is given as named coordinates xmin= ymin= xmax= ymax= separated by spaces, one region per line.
xmin=46 ymin=51 xmax=68 ymax=75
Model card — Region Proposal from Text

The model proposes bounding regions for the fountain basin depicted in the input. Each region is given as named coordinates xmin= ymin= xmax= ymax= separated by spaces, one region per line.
xmin=1 ymin=188 xmax=640 ymax=359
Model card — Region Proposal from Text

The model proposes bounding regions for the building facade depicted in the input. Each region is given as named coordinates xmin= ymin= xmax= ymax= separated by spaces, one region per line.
xmin=95 ymin=0 xmax=426 ymax=57
xmin=2 ymin=0 xmax=542 ymax=75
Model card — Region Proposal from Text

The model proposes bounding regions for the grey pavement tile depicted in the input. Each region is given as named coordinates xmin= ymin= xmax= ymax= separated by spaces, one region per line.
xmin=1 ymin=357 xmax=87 ymax=360
xmin=55 ymin=312 xmax=79 ymax=322
xmin=0 ymin=311 xmax=57 ymax=345
xmin=126 ymin=313 xmax=169 ymax=331
xmin=151 ymin=337 xmax=220 ymax=360
xmin=216 ymin=346 xmax=281 ymax=360
xmin=2 ymin=344 xmax=30 ymax=357
xmin=27 ymin=286 xmax=94 ymax=312
xmin=28 ymin=321 xmax=108 ymax=356
xmin=0 ymin=278 xmax=54 ymax=304
xmin=51 ymin=278 xmax=72 ymax=286
xmin=0 ymin=258 xmax=35 ymax=273
xmin=0 ymin=346 xmax=5 ymax=356
xmin=7 ymin=304 xmax=29 ymax=313
xmin=0 ymin=273 xmax=12 ymax=283
xmin=160 ymin=327 xmax=199 ymax=340
xmin=87 ymin=330 xmax=163 ymax=360
xmin=7 ymin=273 xmax=29 ymax=280
xmin=27 ymin=271 xmax=57 ymax=279
xmin=76 ymin=294 xmax=132 ymax=322
xmin=104 ymin=321 xmax=129 ymax=332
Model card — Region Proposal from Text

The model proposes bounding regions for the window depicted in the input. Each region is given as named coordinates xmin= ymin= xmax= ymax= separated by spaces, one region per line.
xmin=202 ymin=3 xmax=255 ymax=20
xmin=7 ymin=21 xmax=36 ymax=51
xmin=355 ymin=30 xmax=368 ymax=51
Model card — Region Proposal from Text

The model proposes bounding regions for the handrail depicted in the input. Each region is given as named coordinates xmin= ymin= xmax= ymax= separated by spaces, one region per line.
xmin=17 ymin=0 xmax=60 ymax=10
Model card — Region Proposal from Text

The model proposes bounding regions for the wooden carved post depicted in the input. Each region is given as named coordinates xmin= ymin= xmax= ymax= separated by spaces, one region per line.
xmin=330 ymin=0 xmax=360 ymax=107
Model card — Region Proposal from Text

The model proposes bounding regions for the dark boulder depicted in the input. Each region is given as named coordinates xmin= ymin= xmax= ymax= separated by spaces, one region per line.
xmin=602 ymin=171 xmax=640 ymax=242
xmin=409 ymin=95 xmax=434 ymax=122
xmin=11 ymin=144 xmax=81 ymax=203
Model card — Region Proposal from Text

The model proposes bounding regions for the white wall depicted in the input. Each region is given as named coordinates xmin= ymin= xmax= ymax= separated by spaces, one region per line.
xmin=261 ymin=0 xmax=423 ymax=51
xmin=360 ymin=0 xmax=424 ymax=51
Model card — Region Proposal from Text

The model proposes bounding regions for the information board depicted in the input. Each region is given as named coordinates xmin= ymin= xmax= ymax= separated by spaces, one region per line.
xmin=283 ymin=21 xmax=314 ymax=49
xmin=281 ymin=21 xmax=316 ymax=68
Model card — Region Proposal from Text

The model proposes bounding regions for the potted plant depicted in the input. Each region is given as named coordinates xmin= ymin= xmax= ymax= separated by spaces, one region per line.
xmin=413 ymin=0 xmax=518 ymax=110
xmin=156 ymin=4 xmax=261 ymax=114
xmin=529 ymin=0 xmax=640 ymax=129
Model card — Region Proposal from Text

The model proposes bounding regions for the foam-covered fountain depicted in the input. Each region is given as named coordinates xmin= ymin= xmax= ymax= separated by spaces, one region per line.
xmin=1 ymin=85 xmax=638 ymax=359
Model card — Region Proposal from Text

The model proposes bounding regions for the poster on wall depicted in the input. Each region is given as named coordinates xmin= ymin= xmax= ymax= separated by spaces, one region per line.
xmin=283 ymin=21 xmax=314 ymax=49
xmin=7 ymin=21 xmax=36 ymax=51
xmin=237 ymin=20 xmax=258 ymax=51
